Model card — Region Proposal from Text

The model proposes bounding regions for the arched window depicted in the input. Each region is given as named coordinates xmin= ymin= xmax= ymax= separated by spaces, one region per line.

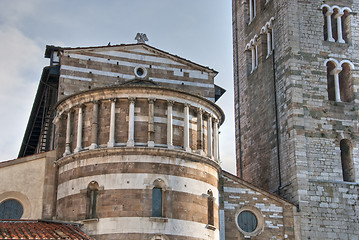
xmin=86 ymin=181 xmax=99 ymax=219
xmin=339 ymin=62 xmax=353 ymax=102
xmin=340 ymin=139 xmax=355 ymax=182
xmin=326 ymin=60 xmax=336 ymax=101
xmin=152 ymin=179 xmax=166 ymax=218
xmin=321 ymin=5 xmax=352 ymax=43
xmin=207 ymin=190 xmax=214 ymax=226
xmin=325 ymin=59 xmax=354 ymax=102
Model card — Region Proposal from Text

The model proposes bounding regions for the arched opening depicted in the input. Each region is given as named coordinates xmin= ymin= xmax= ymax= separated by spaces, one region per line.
xmin=152 ymin=179 xmax=166 ymax=218
xmin=247 ymin=0 xmax=256 ymax=23
xmin=342 ymin=10 xmax=351 ymax=43
xmin=332 ymin=8 xmax=339 ymax=42
xmin=207 ymin=190 xmax=214 ymax=226
xmin=326 ymin=61 xmax=336 ymax=101
xmin=339 ymin=63 xmax=353 ymax=102
xmin=340 ymin=139 xmax=355 ymax=182
xmin=322 ymin=7 xmax=329 ymax=41
xmin=86 ymin=181 xmax=99 ymax=219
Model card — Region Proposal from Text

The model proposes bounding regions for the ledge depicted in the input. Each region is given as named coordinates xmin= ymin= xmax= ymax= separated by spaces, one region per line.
xmin=205 ymin=224 xmax=216 ymax=231
xmin=81 ymin=218 xmax=99 ymax=223
xmin=149 ymin=217 xmax=168 ymax=223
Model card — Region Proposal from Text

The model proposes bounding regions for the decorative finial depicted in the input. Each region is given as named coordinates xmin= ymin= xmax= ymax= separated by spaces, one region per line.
xmin=135 ymin=33 xmax=148 ymax=43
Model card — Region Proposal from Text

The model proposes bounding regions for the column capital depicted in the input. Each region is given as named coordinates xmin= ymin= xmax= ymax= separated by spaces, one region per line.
xmin=148 ymin=98 xmax=156 ymax=104
xmin=109 ymin=98 xmax=117 ymax=102
xmin=92 ymin=100 xmax=100 ymax=104
xmin=330 ymin=67 xmax=343 ymax=75
xmin=195 ymin=107 xmax=204 ymax=114
xmin=167 ymin=100 xmax=175 ymax=106
xmin=213 ymin=118 xmax=219 ymax=123
xmin=325 ymin=11 xmax=333 ymax=16
xmin=128 ymin=97 xmax=136 ymax=103
xmin=334 ymin=12 xmax=344 ymax=18
xmin=184 ymin=103 xmax=191 ymax=108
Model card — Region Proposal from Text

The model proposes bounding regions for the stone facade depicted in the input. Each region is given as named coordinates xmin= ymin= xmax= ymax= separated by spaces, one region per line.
xmin=0 ymin=42 xmax=299 ymax=239
xmin=233 ymin=0 xmax=359 ymax=238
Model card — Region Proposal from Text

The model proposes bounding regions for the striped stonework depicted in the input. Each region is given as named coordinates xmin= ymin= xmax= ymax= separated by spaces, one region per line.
xmin=54 ymin=68 xmax=224 ymax=239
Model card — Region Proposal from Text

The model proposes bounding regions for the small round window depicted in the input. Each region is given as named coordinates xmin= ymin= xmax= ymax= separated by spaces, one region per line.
xmin=0 ymin=199 xmax=24 ymax=219
xmin=237 ymin=210 xmax=258 ymax=233
xmin=134 ymin=66 xmax=147 ymax=78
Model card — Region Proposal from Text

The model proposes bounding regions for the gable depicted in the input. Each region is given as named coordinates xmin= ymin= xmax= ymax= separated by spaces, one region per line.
xmin=58 ymin=44 xmax=218 ymax=101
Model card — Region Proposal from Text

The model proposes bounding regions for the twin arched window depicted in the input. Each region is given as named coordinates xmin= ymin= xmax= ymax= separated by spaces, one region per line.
xmin=321 ymin=5 xmax=352 ymax=43
xmin=325 ymin=59 xmax=354 ymax=102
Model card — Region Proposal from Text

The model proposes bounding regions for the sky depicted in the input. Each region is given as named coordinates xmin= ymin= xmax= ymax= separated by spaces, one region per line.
xmin=0 ymin=0 xmax=236 ymax=173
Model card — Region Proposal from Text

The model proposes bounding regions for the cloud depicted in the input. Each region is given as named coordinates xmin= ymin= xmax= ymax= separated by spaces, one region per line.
xmin=0 ymin=25 xmax=45 ymax=161
xmin=0 ymin=0 xmax=43 ymax=26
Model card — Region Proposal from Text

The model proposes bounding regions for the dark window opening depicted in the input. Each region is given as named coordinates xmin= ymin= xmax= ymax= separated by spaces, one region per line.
xmin=152 ymin=187 xmax=162 ymax=217
xmin=340 ymin=139 xmax=355 ymax=182
xmin=0 ymin=199 xmax=23 ymax=219
xmin=207 ymin=190 xmax=214 ymax=226
xmin=339 ymin=63 xmax=353 ymax=102
xmin=326 ymin=61 xmax=336 ymax=101
xmin=237 ymin=210 xmax=258 ymax=233
xmin=86 ymin=181 xmax=99 ymax=219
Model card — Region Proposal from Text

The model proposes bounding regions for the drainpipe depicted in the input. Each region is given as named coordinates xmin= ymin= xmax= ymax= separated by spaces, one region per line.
xmin=272 ymin=50 xmax=282 ymax=193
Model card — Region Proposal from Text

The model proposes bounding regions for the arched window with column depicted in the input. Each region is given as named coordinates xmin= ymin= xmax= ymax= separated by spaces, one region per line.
xmin=321 ymin=5 xmax=352 ymax=43
xmin=86 ymin=181 xmax=99 ymax=219
xmin=324 ymin=58 xmax=354 ymax=103
xmin=340 ymin=139 xmax=355 ymax=182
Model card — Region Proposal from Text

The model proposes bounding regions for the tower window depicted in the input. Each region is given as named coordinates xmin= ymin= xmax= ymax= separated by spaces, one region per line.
xmin=86 ymin=181 xmax=99 ymax=219
xmin=321 ymin=5 xmax=352 ymax=43
xmin=340 ymin=139 xmax=355 ymax=182
xmin=248 ymin=0 xmax=257 ymax=23
xmin=325 ymin=59 xmax=354 ymax=103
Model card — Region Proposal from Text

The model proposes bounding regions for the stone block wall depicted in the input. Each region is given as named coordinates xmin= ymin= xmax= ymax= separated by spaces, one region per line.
xmin=220 ymin=171 xmax=299 ymax=240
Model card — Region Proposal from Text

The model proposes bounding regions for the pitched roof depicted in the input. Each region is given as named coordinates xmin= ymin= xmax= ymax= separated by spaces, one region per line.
xmin=0 ymin=220 xmax=93 ymax=240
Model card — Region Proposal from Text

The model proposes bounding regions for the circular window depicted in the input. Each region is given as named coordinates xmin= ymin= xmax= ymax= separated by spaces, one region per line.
xmin=0 ymin=199 xmax=24 ymax=219
xmin=237 ymin=210 xmax=258 ymax=233
xmin=235 ymin=207 xmax=263 ymax=236
xmin=134 ymin=66 xmax=147 ymax=78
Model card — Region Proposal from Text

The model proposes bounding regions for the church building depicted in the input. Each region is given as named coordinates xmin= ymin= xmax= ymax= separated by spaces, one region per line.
xmin=0 ymin=35 xmax=299 ymax=239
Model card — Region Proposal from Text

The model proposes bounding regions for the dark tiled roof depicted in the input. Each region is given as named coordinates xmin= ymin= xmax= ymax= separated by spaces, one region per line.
xmin=0 ymin=220 xmax=94 ymax=240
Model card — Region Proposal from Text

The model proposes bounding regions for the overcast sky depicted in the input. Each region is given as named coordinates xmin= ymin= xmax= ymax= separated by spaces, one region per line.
xmin=0 ymin=0 xmax=236 ymax=173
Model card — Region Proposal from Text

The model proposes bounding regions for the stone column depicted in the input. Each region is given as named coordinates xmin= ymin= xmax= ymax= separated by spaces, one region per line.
xmin=207 ymin=114 xmax=213 ymax=158
xmin=89 ymin=101 xmax=99 ymax=150
xmin=266 ymin=31 xmax=272 ymax=58
xmin=127 ymin=97 xmax=136 ymax=147
xmin=255 ymin=44 xmax=258 ymax=69
xmin=249 ymin=0 xmax=253 ymax=22
xmin=148 ymin=98 xmax=156 ymax=148
xmin=63 ymin=111 xmax=72 ymax=156
xmin=271 ymin=28 xmax=274 ymax=50
xmin=74 ymin=105 xmax=83 ymax=153
xmin=213 ymin=118 xmax=219 ymax=162
xmin=184 ymin=103 xmax=191 ymax=152
xmin=253 ymin=0 xmax=256 ymax=19
xmin=326 ymin=11 xmax=335 ymax=42
xmin=107 ymin=98 xmax=116 ymax=148
xmin=331 ymin=68 xmax=342 ymax=102
xmin=197 ymin=108 xmax=204 ymax=155
xmin=167 ymin=100 xmax=174 ymax=149
xmin=251 ymin=47 xmax=255 ymax=72
xmin=335 ymin=12 xmax=345 ymax=43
